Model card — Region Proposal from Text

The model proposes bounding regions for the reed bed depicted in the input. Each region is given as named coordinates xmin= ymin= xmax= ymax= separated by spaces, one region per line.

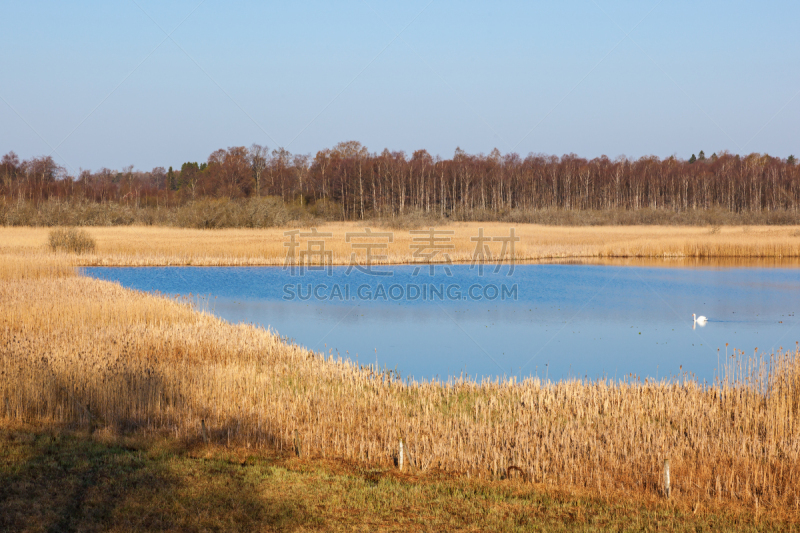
xmin=2 ymin=224 xmax=800 ymax=266
xmin=0 ymin=253 xmax=77 ymax=281
xmin=2 ymin=253 xmax=800 ymax=515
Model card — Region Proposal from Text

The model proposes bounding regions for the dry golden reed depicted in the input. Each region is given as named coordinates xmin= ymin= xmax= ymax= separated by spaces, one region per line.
xmin=2 ymin=251 xmax=800 ymax=513
xmin=0 ymin=253 xmax=76 ymax=281
xmin=2 ymin=223 xmax=800 ymax=266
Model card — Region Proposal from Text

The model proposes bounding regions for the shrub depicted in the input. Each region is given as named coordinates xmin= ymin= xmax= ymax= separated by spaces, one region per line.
xmin=48 ymin=227 xmax=97 ymax=254
xmin=6 ymin=198 xmax=800 ymax=228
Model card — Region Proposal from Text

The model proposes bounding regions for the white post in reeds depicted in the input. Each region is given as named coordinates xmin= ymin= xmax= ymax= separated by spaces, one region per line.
xmin=663 ymin=459 xmax=671 ymax=499
xmin=399 ymin=439 xmax=404 ymax=471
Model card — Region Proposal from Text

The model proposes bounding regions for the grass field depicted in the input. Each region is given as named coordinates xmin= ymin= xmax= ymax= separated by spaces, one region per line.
xmin=2 ymin=223 xmax=800 ymax=266
xmin=3 ymin=234 xmax=800 ymax=530
xmin=2 ymin=425 xmax=790 ymax=532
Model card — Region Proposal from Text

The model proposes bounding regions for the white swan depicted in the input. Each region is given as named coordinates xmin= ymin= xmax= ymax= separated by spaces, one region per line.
xmin=693 ymin=313 xmax=707 ymax=326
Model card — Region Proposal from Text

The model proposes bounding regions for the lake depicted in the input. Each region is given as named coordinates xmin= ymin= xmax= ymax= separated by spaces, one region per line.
xmin=85 ymin=263 xmax=800 ymax=382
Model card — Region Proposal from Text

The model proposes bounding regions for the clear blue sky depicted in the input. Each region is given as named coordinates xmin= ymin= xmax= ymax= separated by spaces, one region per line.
xmin=1 ymin=0 xmax=798 ymax=173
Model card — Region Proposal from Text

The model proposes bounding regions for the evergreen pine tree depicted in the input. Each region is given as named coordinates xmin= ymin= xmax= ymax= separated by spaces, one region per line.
xmin=789 ymin=155 xmax=796 ymax=166
xmin=698 ymin=150 xmax=705 ymax=161
xmin=689 ymin=154 xmax=697 ymax=164
xmin=167 ymin=166 xmax=177 ymax=191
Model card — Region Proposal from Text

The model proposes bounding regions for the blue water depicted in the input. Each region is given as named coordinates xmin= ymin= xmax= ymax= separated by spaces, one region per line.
xmin=84 ymin=264 xmax=800 ymax=382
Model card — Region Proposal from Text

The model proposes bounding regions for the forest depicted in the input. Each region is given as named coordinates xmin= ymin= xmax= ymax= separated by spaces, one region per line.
xmin=2 ymin=142 xmax=799 ymax=224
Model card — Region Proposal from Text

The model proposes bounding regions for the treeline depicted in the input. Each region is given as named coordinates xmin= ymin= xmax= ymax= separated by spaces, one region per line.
xmin=2 ymin=143 xmax=799 ymax=220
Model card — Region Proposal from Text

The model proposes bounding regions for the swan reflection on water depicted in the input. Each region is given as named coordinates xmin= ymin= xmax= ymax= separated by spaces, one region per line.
xmin=693 ymin=313 xmax=708 ymax=329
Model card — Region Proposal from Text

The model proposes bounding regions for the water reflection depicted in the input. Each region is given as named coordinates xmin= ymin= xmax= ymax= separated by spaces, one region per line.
xmin=530 ymin=257 xmax=800 ymax=269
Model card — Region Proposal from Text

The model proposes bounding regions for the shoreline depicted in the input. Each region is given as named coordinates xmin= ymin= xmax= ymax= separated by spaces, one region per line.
xmin=78 ymin=256 xmax=800 ymax=269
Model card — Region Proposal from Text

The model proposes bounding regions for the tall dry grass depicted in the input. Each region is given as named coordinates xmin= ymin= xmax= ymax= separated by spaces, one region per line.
xmin=2 ymin=253 xmax=800 ymax=514
xmin=2 ymin=223 xmax=800 ymax=266
xmin=0 ymin=253 xmax=76 ymax=281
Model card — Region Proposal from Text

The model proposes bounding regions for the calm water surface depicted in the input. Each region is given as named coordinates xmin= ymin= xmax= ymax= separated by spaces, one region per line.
xmin=85 ymin=264 xmax=800 ymax=382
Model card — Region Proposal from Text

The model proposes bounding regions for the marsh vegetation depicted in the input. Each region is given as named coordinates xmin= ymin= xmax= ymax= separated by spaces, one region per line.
xmin=2 ymin=250 xmax=800 ymax=528
xmin=2 ymin=223 xmax=800 ymax=267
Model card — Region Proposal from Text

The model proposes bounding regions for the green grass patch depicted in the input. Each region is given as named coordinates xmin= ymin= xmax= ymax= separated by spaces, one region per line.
xmin=0 ymin=426 xmax=794 ymax=532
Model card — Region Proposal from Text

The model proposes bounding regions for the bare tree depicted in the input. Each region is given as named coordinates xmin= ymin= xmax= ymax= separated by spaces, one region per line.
xmin=6 ymin=143 xmax=800 ymax=218
xmin=271 ymin=147 xmax=292 ymax=201
xmin=293 ymin=154 xmax=310 ymax=205
xmin=249 ymin=143 xmax=269 ymax=197
xmin=180 ymin=162 xmax=201 ymax=201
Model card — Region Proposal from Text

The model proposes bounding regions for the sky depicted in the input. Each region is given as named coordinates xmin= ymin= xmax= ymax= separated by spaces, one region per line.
xmin=1 ymin=0 xmax=798 ymax=173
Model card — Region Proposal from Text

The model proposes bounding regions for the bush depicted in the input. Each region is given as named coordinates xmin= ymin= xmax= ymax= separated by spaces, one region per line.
xmin=376 ymin=209 xmax=446 ymax=229
xmin=48 ymin=227 xmax=97 ymax=254
xmin=6 ymin=198 xmax=800 ymax=228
